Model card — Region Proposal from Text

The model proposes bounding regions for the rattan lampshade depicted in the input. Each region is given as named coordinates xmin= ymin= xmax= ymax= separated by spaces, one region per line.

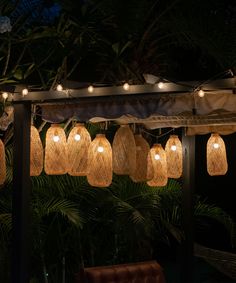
xmin=130 ymin=134 xmax=153 ymax=182
xmin=67 ymin=123 xmax=91 ymax=176
xmin=0 ymin=139 xmax=6 ymax=185
xmin=207 ymin=133 xmax=228 ymax=176
xmin=147 ymin=144 xmax=168 ymax=187
xmin=30 ymin=126 xmax=44 ymax=176
xmin=112 ymin=125 xmax=136 ymax=175
xmin=44 ymin=124 xmax=68 ymax=175
xmin=87 ymin=134 xmax=112 ymax=187
xmin=165 ymin=135 xmax=183 ymax=178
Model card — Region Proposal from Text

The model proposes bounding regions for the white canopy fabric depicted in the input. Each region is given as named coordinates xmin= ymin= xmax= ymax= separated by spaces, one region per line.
xmin=41 ymin=90 xmax=236 ymax=134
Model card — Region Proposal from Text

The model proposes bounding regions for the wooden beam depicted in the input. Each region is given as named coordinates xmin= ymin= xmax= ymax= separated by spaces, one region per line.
xmin=12 ymin=102 xmax=31 ymax=283
xmin=9 ymin=77 xmax=236 ymax=103
xmin=181 ymin=129 xmax=195 ymax=283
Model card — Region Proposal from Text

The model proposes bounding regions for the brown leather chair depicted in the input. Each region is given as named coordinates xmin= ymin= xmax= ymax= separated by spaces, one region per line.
xmin=75 ymin=261 xmax=166 ymax=283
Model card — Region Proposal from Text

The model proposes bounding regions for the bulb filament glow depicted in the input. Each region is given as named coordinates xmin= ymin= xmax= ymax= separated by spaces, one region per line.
xmin=53 ymin=135 xmax=60 ymax=142
xmin=88 ymin=85 xmax=94 ymax=93
xmin=154 ymin=154 xmax=160 ymax=160
xmin=2 ymin=92 xmax=8 ymax=99
xmin=213 ymin=143 xmax=219 ymax=149
xmin=56 ymin=84 xmax=63 ymax=91
xmin=22 ymin=88 xmax=28 ymax=96
xmin=97 ymin=146 xmax=104 ymax=153
xmin=123 ymin=83 xmax=130 ymax=90
xmin=157 ymin=82 xmax=164 ymax=89
xmin=198 ymin=90 xmax=205 ymax=97
xmin=171 ymin=145 xmax=177 ymax=151
xmin=74 ymin=134 xmax=81 ymax=141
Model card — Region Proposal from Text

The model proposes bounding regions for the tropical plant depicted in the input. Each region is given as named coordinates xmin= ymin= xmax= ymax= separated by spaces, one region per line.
xmin=1 ymin=145 xmax=236 ymax=282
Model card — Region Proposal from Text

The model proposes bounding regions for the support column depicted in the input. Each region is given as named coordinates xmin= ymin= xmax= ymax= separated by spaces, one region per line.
xmin=181 ymin=129 xmax=195 ymax=283
xmin=12 ymin=102 xmax=31 ymax=283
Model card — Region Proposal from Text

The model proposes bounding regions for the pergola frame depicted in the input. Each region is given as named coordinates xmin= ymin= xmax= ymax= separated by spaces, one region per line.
xmin=10 ymin=77 xmax=236 ymax=283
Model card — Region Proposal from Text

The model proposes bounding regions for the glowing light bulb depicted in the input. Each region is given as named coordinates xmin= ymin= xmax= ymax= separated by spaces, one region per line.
xmin=171 ymin=145 xmax=177 ymax=151
xmin=213 ymin=143 xmax=219 ymax=149
xmin=74 ymin=134 xmax=81 ymax=141
xmin=97 ymin=146 xmax=104 ymax=153
xmin=198 ymin=89 xmax=205 ymax=97
xmin=22 ymin=88 xmax=28 ymax=96
xmin=56 ymin=84 xmax=63 ymax=91
xmin=157 ymin=81 xmax=164 ymax=89
xmin=88 ymin=85 xmax=94 ymax=93
xmin=53 ymin=135 xmax=60 ymax=142
xmin=154 ymin=154 xmax=160 ymax=160
xmin=123 ymin=83 xmax=130 ymax=90
xmin=2 ymin=92 xmax=8 ymax=99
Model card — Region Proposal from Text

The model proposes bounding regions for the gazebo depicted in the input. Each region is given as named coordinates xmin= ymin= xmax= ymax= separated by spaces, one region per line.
xmin=7 ymin=76 xmax=236 ymax=283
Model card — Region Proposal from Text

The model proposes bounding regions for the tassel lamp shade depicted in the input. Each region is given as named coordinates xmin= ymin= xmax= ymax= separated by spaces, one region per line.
xmin=207 ymin=133 xmax=228 ymax=176
xmin=147 ymin=144 xmax=168 ymax=187
xmin=87 ymin=134 xmax=112 ymax=187
xmin=0 ymin=139 xmax=6 ymax=185
xmin=165 ymin=135 xmax=183 ymax=178
xmin=112 ymin=125 xmax=136 ymax=175
xmin=30 ymin=126 xmax=44 ymax=176
xmin=130 ymin=134 xmax=153 ymax=182
xmin=67 ymin=123 xmax=91 ymax=176
xmin=44 ymin=124 xmax=68 ymax=175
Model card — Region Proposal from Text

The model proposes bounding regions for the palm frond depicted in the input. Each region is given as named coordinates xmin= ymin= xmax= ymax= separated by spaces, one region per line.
xmin=0 ymin=212 xmax=11 ymax=234
xmin=33 ymin=197 xmax=83 ymax=228
xmin=194 ymin=199 xmax=236 ymax=247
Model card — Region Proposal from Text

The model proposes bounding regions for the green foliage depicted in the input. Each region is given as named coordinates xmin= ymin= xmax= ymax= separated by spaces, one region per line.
xmin=0 ymin=154 xmax=236 ymax=282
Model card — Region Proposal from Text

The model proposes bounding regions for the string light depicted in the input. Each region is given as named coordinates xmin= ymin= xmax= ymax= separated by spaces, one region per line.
xmin=123 ymin=83 xmax=130 ymax=90
xmin=22 ymin=88 xmax=28 ymax=96
xmin=88 ymin=85 xmax=94 ymax=93
xmin=157 ymin=81 xmax=164 ymax=89
xmin=198 ymin=89 xmax=205 ymax=97
xmin=56 ymin=84 xmax=63 ymax=91
xmin=2 ymin=92 xmax=8 ymax=100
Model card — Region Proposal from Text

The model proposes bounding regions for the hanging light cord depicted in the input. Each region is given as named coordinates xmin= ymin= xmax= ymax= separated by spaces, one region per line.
xmin=141 ymin=128 xmax=174 ymax=139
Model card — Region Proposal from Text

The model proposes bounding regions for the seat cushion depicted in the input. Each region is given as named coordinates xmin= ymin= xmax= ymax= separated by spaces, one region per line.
xmin=75 ymin=261 xmax=166 ymax=283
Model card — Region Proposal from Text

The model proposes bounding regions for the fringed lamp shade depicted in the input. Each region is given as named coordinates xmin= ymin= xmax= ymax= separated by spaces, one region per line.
xmin=0 ymin=139 xmax=6 ymax=185
xmin=112 ymin=125 xmax=136 ymax=175
xmin=165 ymin=135 xmax=183 ymax=178
xmin=30 ymin=126 xmax=44 ymax=176
xmin=130 ymin=134 xmax=153 ymax=182
xmin=87 ymin=134 xmax=112 ymax=187
xmin=207 ymin=133 xmax=228 ymax=176
xmin=147 ymin=144 xmax=168 ymax=187
xmin=67 ymin=123 xmax=91 ymax=176
xmin=44 ymin=124 xmax=68 ymax=175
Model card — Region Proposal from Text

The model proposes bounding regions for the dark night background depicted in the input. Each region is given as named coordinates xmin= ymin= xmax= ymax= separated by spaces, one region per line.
xmin=4 ymin=0 xmax=236 ymax=232
xmin=1 ymin=0 xmax=236 ymax=282
xmin=6 ymin=0 xmax=236 ymax=237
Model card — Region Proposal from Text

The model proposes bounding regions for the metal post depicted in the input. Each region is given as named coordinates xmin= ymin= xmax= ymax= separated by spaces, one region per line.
xmin=181 ymin=128 xmax=195 ymax=283
xmin=12 ymin=102 xmax=31 ymax=283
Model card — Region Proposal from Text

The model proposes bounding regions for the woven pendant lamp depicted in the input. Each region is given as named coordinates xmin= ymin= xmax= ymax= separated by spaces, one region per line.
xmin=0 ymin=139 xmax=6 ymax=185
xmin=165 ymin=135 xmax=183 ymax=178
xmin=87 ymin=134 xmax=112 ymax=187
xmin=112 ymin=125 xmax=136 ymax=175
xmin=44 ymin=124 xmax=68 ymax=175
xmin=147 ymin=144 xmax=168 ymax=187
xmin=67 ymin=123 xmax=91 ymax=176
xmin=130 ymin=134 xmax=153 ymax=182
xmin=207 ymin=133 xmax=228 ymax=176
xmin=30 ymin=126 xmax=44 ymax=176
